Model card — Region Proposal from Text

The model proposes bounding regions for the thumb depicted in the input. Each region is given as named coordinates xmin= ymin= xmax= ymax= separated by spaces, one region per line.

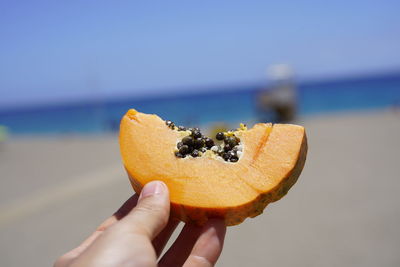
xmin=120 ymin=181 xmax=170 ymax=240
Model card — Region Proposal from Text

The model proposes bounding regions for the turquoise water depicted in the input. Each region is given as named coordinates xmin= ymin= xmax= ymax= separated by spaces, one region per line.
xmin=1 ymin=73 xmax=400 ymax=135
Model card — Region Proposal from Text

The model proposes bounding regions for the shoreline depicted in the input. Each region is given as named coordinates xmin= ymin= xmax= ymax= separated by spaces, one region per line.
xmin=4 ymin=108 xmax=399 ymax=140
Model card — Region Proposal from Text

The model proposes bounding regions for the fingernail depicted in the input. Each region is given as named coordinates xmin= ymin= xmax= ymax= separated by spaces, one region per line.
xmin=139 ymin=181 xmax=165 ymax=200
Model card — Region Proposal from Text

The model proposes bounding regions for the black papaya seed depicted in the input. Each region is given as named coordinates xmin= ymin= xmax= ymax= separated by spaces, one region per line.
xmin=177 ymin=141 xmax=184 ymax=149
xmin=216 ymin=132 xmax=225 ymax=140
xmin=230 ymin=155 xmax=239 ymax=162
xmin=192 ymin=130 xmax=202 ymax=139
xmin=191 ymin=149 xmax=199 ymax=157
xmin=182 ymin=136 xmax=194 ymax=146
xmin=175 ymin=151 xmax=184 ymax=158
xmin=222 ymin=152 xmax=231 ymax=161
xmin=179 ymin=145 xmax=190 ymax=154
xmin=194 ymin=138 xmax=205 ymax=149
xmin=226 ymin=136 xmax=238 ymax=147
xmin=204 ymin=137 xmax=214 ymax=148
xmin=224 ymin=144 xmax=233 ymax=152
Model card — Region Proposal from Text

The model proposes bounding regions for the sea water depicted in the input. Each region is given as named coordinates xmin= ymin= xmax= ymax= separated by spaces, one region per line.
xmin=1 ymin=73 xmax=399 ymax=135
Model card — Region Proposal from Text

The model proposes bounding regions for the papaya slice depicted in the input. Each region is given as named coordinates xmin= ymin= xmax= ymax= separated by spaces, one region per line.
xmin=119 ymin=109 xmax=307 ymax=226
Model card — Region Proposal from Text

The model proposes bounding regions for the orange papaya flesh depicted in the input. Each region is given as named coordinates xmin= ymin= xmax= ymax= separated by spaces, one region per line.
xmin=119 ymin=109 xmax=307 ymax=226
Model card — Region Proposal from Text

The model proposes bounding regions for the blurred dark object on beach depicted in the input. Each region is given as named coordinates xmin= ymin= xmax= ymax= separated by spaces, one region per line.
xmin=256 ymin=64 xmax=297 ymax=123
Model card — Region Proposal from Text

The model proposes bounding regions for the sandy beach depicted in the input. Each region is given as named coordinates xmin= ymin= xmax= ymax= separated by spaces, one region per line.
xmin=1 ymin=110 xmax=400 ymax=267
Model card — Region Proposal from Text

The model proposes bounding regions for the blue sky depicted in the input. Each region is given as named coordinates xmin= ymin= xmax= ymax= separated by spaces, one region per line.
xmin=1 ymin=0 xmax=400 ymax=107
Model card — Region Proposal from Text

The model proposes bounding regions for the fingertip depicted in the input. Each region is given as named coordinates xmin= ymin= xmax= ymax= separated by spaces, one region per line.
xmin=204 ymin=218 xmax=227 ymax=239
xmin=180 ymin=219 xmax=227 ymax=267
xmin=138 ymin=180 xmax=168 ymax=201
xmin=120 ymin=180 xmax=171 ymax=240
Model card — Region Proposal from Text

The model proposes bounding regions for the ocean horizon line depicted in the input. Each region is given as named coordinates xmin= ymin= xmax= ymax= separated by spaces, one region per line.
xmin=1 ymin=70 xmax=400 ymax=115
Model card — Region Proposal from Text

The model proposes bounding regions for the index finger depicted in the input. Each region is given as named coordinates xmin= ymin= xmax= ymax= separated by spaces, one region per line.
xmin=183 ymin=219 xmax=226 ymax=267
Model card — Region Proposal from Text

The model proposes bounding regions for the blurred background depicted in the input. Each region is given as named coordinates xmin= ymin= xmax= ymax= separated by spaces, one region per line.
xmin=1 ymin=1 xmax=400 ymax=266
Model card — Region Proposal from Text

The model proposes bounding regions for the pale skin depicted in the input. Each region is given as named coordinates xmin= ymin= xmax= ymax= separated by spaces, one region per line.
xmin=54 ymin=181 xmax=226 ymax=267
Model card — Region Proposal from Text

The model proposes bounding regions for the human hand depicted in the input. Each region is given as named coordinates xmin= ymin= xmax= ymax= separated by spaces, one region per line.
xmin=54 ymin=181 xmax=226 ymax=267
